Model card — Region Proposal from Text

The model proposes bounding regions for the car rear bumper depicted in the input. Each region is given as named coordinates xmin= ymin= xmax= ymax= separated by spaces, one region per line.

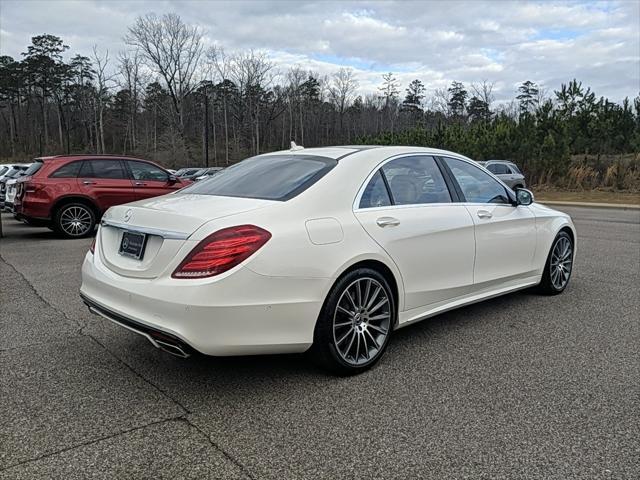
xmin=80 ymin=251 xmax=329 ymax=356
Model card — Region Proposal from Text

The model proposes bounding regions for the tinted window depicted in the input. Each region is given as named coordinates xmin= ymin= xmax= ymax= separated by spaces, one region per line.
xmin=16 ymin=164 xmax=34 ymax=175
xmin=0 ymin=167 xmax=8 ymax=176
xmin=50 ymin=161 xmax=82 ymax=178
xmin=80 ymin=160 xmax=126 ymax=179
xmin=381 ymin=155 xmax=451 ymax=205
xmin=127 ymin=161 xmax=169 ymax=181
xmin=181 ymin=154 xmax=337 ymax=201
xmin=360 ymin=171 xmax=391 ymax=208
xmin=487 ymin=163 xmax=509 ymax=175
xmin=443 ymin=157 xmax=510 ymax=204
xmin=509 ymin=164 xmax=522 ymax=174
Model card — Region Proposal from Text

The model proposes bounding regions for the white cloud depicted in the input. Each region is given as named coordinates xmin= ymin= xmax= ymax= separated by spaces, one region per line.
xmin=0 ymin=0 xmax=637 ymax=102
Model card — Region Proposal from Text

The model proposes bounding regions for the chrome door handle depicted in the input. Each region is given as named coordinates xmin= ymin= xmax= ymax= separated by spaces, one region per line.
xmin=477 ymin=210 xmax=492 ymax=219
xmin=134 ymin=181 xmax=147 ymax=186
xmin=376 ymin=217 xmax=400 ymax=228
xmin=82 ymin=180 xmax=96 ymax=185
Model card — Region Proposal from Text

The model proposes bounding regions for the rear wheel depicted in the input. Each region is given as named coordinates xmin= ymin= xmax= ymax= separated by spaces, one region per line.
xmin=539 ymin=231 xmax=573 ymax=295
xmin=54 ymin=203 xmax=96 ymax=238
xmin=312 ymin=268 xmax=395 ymax=375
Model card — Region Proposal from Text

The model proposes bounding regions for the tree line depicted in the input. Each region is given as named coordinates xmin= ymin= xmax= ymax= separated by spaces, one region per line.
xmin=0 ymin=13 xmax=638 ymax=190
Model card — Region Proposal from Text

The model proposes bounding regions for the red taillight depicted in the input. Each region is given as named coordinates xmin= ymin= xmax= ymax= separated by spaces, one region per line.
xmin=172 ymin=225 xmax=271 ymax=279
xmin=89 ymin=237 xmax=96 ymax=254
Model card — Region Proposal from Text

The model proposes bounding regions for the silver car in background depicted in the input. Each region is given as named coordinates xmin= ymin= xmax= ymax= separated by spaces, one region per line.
xmin=478 ymin=160 xmax=526 ymax=189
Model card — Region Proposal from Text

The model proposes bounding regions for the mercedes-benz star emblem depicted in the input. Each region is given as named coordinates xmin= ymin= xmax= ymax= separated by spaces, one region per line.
xmin=124 ymin=209 xmax=133 ymax=223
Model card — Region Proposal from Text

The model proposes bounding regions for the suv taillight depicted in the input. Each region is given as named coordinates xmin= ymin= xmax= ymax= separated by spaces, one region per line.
xmin=172 ymin=225 xmax=271 ymax=279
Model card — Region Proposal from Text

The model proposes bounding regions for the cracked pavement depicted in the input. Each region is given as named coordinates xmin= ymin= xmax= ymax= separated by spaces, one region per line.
xmin=0 ymin=206 xmax=639 ymax=479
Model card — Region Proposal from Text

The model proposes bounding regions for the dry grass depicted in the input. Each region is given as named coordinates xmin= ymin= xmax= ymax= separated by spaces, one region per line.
xmin=534 ymin=189 xmax=640 ymax=205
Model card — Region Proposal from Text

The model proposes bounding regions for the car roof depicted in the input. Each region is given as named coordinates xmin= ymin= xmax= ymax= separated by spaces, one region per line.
xmin=259 ymin=145 xmax=473 ymax=162
xmin=34 ymin=154 xmax=152 ymax=163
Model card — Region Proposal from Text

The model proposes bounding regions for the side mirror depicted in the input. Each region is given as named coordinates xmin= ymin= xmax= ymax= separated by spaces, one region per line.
xmin=515 ymin=188 xmax=534 ymax=206
xmin=168 ymin=175 xmax=178 ymax=184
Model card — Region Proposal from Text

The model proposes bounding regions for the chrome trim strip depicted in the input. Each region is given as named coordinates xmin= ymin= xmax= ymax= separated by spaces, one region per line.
xmin=101 ymin=219 xmax=190 ymax=240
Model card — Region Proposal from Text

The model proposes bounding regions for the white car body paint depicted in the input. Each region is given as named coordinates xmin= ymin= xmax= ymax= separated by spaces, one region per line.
xmin=80 ymin=146 xmax=576 ymax=356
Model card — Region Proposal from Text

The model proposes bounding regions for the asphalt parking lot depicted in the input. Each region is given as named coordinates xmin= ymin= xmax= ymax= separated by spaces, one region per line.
xmin=0 ymin=206 xmax=639 ymax=479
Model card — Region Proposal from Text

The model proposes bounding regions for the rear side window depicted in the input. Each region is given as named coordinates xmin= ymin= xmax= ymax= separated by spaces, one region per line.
xmin=181 ymin=154 xmax=337 ymax=201
xmin=359 ymin=171 xmax=391 ymax=208
xmin=50 ymin=161 xmax=82 ymax=178
xmin=382 ymin=155 xmax=451 ymax=205
xmin=509 ymin=164 xmax=522 ymax=174
xmin=0 ymin=166 xmax=8 ymax=176
xmin=22 ymin=162 xmax=42 ymax=176
xmin=487 ymin=163 xmax=509 ymax=174
xmin=79 ymin=160 xmax=126 ymax=179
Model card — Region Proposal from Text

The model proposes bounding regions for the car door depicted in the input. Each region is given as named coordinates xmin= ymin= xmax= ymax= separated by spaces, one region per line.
xmin=354 ymin=155 xmax=476 ymax=310
xmin=441 ymin=157 xmax=537 ymax=285
xmin=125 ymin=160 xmax=181 ymax=200
xmin=77 ymin=159 xmax=137 ymax=212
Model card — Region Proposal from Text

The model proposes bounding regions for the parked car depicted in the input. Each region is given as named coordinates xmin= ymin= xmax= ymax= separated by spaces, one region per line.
xmin=80 ymin=145 xmax=576 ymax=375
xmin=13 ymin=155 xmax=189 ymax=238
xmin=477 ymin=160 xmax=526 ymax=189
xmin=175 ymin=167 xmax=203 ymax=179
xmin=0 ymin=164 xmax=30 ymax=211
xmin=194 ymin=167 xmax=223 ymax=181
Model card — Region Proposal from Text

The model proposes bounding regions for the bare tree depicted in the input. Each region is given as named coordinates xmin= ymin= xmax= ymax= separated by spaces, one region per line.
xmin=227 ymin=50 xmax=276 ymax=155
xmin=328 ymin=68 xmax=358 ymax=140
xmin=117 ymin=49 xmax=144 ymax=153
xmin=207 ymin=46 xmax=231 ymax=163
xmin=126 ymin=13 xmax=204 ymax=160
xmin=92 ymin=46 xmax=115 ymax=154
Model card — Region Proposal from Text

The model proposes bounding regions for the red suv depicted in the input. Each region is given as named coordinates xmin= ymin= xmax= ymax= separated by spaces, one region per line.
xmin=14 ymin=155 xmax=189 ymax=238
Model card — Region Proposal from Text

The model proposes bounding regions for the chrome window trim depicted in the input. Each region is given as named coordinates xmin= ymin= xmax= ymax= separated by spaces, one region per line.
xmin=101 ymin=219 xmax=190 ymax=240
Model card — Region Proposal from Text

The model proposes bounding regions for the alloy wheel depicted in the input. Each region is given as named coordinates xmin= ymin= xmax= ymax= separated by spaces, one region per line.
xmin=332 ymin=277 xmax=391 ymax=366
xmin=60 ymin=206 xmax=92 ymax=237
xmin=550 ymin=236 xmax=573 ymax=290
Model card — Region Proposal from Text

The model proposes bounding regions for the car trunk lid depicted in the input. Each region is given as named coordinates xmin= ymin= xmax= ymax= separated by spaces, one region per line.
xmin=98 ymin=193 xmax=275 ymax=279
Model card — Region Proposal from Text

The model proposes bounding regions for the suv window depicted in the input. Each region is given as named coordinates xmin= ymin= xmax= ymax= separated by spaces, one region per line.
xmin=50 ymin=161 xmax=82 ymax=178
xmin=487 ymin=163 xmax=509 ymax=175
xmin=381 ymin=155 xmax=451 ymax=205
xmin=0 ymin=166 xmax=8 ymax=176
xmin=127 ymin=160 xmax=169 ymax=181
xmin=79 ymin=160 xmax=127 ymax=179
xmin=181 ymin=154 xmax=337 ymax=201
xmin=443 ymin=157 xmax=510 ymax=204
xmin=509 ymin=164 xmax=522 ymax=174
xmin=359 ymin=171 xmax=391 ymax=208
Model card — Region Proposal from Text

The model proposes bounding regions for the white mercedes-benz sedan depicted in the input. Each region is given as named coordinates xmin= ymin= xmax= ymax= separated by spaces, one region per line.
xmin=80 ymin=146 xmax=576 ymax=374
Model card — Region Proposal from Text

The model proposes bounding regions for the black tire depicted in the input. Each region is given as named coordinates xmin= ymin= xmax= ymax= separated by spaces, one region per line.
xmin=53 ymin=202 xmax=96 ymax=238
xmin=311 ymin=267 xmax=395 ymax=375
xmin=538 ymin=231 xmax=573 ymax=295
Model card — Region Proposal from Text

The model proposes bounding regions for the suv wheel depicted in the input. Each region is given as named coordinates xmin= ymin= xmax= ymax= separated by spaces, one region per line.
xmin=54 ymin=203 xmax=96 ymax=238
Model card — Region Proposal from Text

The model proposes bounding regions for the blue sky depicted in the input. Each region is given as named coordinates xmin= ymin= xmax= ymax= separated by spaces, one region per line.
xmin=1 ymin=0 xmax=638 ymax=102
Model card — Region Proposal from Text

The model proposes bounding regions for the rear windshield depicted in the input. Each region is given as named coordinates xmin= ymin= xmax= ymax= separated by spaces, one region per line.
xmin=23 ymin=161 xmax=43 ymax=176
xmin=0 ymin=166 xmax=8 ymax=176
xmin=180 ymin=154 xmax=337 ymax=201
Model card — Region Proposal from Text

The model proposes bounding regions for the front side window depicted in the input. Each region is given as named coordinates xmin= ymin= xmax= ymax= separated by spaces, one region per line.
xmin=127 ymin=161 xmax=169 ymax=181
xmin=50 ymin=161 xmax=82 ymax=178
xmin=181 ymin=154 xmax=336 ymax=201
xmin=443 ymin=157 xmax=510 ymax=204
xmin=359 ymin=171 xmax=391 ymax=208
xmin=381 ymin=155 xmax=451 ymax=205
xmin=80 ymin=160 xmax=127 ymax=179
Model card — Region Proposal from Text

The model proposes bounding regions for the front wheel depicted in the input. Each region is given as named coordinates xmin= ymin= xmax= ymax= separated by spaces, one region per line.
xmin=54 ymin=203 xmax=96 ymax=238
xmin=311 ymin=268 xmax=395 ymax=375
xmin=538 ymin=231 xmax=574 ymax=295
